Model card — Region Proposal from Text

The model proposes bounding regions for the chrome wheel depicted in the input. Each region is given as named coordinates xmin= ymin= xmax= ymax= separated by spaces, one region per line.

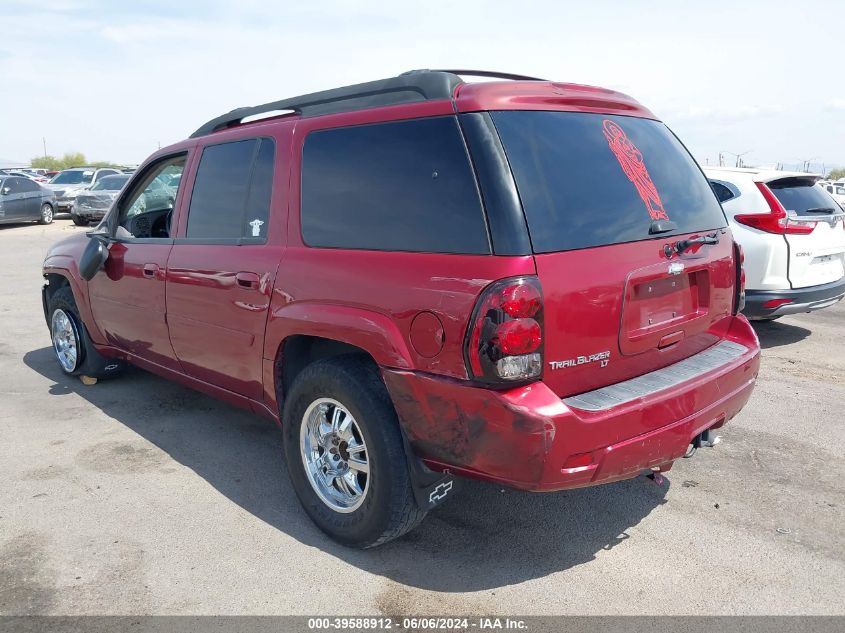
xmin=51 ymin=309 xmax=79 ymax=373
xmin=41 ymin=204 xmax=53 ymax=224
xmin=300 ymin=398 xmax=370 ymax=513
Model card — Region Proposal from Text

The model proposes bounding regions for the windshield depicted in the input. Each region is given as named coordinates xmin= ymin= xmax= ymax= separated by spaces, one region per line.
xmin=769 ymin=178 xmax=841 ymax=216
xmin=492 ymin=111 xmax=726 ymax=253
xmin=50 ymin=170 xmax=93 ymax=185
xmin=91 ymin=175 xmax=129 ymax=191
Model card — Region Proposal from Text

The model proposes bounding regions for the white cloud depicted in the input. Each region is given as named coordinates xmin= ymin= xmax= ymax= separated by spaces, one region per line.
xmin=1 ymin=0 xmax=843 ymax=166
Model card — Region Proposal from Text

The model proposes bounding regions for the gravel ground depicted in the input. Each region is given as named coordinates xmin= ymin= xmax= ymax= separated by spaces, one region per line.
xmin=1 ymin=219 xmax=843 ymax=616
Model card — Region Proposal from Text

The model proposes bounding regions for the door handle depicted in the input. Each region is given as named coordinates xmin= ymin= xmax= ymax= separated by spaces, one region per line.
xmin=143 ymin=263 xmax=160 ymax=278
xmin=236 ymin=271 xmax=261 ymax=289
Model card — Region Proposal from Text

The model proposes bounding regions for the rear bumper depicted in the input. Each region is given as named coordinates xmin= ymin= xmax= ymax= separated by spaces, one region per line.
xmin=743 ymin=277 xmax=845 ymax=318
xmin=383 ymin=316 xmax=760 ymax=492
xmin=73 ymin=209 xmax=106 ymax=220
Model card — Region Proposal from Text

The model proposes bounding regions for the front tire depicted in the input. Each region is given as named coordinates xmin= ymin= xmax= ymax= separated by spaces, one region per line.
xmin=282 ymin=356 xmax=426 ymax=548
xmin=71 ymin=214 xmax=88 ymax=226
xmin=38 ymin=203 xmax=54 ymax=225
xmin=48 ymin=286 xmax=124 ymax=379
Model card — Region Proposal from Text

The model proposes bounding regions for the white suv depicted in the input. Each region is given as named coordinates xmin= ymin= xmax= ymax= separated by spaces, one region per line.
xmin=705 ymin=167 xmax=845 ymax=320
xmin=819 ymin=181 xmax=845 ymax=210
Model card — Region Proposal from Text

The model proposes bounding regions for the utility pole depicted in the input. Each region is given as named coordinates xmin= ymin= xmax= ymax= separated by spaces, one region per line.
xmin=799 ymin=157 xmax=818 ymax=173
xmin=42 ymin=137 xmax=47 ymax=159
xmin=724 ymin=150 xmax=751 ymax=168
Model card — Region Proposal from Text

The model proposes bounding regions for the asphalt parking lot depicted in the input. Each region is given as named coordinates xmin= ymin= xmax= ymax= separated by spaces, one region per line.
xmin=1 ymin=219 xmax=843 ymax=616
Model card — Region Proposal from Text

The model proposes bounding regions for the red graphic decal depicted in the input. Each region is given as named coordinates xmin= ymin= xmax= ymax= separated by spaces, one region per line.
xmin=602 ymin=119 xmax=669 ymax=221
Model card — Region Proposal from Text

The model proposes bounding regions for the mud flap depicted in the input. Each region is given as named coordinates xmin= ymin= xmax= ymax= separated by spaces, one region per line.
xmin=400 ymin=432 xmax=454 ymax=511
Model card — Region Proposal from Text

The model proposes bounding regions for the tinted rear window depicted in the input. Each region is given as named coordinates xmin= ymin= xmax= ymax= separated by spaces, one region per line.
xmin=187 ymin=137 xmax=275 ymax=241
xmin=301 ymin=116 xmax=490 ymax=254
xmin=492 ymin=112 xmax=726 ymax=253
xmin=769 ymin=178 xmax=841 ymax=216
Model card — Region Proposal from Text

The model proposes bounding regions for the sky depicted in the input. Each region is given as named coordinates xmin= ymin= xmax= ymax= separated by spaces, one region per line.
xmin=1 ymin=0 xmax=843 ymax=173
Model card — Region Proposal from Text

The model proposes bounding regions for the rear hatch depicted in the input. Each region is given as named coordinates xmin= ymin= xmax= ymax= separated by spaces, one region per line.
xmin=763 ymin=176 xmax=845 ymax=289
xmin=492 ymin=111 xmax=735 ymax=397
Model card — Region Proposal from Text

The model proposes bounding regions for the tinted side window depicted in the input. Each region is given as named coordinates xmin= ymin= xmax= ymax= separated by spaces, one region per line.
xmin=187 ymin=138 xmax=275 ymax=240
xmin=243 ymin=139 xmax=274 ymax=237
xmin=17 ymin=178 xmax=38 ymax=193
xmin=492 ymin=112 xmax=727 ymax=253
xmin=710 ymin=181 xmax=736 ymax=203
xmin=301 ymin=116 xmax=489 ymax=254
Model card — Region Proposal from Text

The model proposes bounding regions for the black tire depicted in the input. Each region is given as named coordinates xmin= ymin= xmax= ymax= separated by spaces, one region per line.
xmin=282 ymin=355 xmax=426 ymax=548
xmin=48 ymin=286 xmax=124 ymax=379
xmin=71 ymin=214 xmax=88 ymax=226
xmin=38 ymin=203 xmax=54 ymax=225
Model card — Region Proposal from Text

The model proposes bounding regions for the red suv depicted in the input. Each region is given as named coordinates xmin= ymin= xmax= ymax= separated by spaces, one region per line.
xmin=42 ymin=70 xmax=760 ymax=547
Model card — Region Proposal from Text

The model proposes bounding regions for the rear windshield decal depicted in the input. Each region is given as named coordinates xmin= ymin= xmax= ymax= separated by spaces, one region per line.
xmin=602 ymin=119 xmax=669 ymax=221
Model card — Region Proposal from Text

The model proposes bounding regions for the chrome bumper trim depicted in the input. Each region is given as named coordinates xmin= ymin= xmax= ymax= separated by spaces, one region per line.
xmin=563 ymin=340 xmax=749 ymax=412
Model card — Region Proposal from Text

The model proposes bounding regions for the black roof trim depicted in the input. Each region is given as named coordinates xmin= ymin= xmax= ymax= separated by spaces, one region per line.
xmin=427 ymin=69 xmax=546 ymax=81
xmin=190 ymin=69 xmax=547 ymax=138
xmin=190 ymin=71 xmax=464 ymax=138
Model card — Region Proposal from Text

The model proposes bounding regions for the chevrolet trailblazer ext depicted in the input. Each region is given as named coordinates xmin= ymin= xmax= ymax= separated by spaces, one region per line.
xmin=42 ymin=70 xmax=760 ymax=547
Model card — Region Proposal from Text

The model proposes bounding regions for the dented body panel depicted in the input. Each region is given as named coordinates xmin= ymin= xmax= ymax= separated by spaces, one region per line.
xmin=384 ymin=316 xmax=759 ymax=491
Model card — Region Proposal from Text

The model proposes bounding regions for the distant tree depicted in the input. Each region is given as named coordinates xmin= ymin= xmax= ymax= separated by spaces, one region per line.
xmin=87 ymin=160 xmax=123 ymax=168
xmin=827 ymin=168 xmax=845 ymax=181
xmin=30 ymin=155 xmax=65 ymax=170
xmin=30 ymin=152 xmax=120 ymax=171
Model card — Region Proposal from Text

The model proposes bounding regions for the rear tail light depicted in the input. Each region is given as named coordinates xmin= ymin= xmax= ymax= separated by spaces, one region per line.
xmin=734 ymin=182 xmax=816 ymax=235
xmin=733 ymin=241 xmax=746 ymax=314
xmin=465 ymin=276 xmax=543 ymax=385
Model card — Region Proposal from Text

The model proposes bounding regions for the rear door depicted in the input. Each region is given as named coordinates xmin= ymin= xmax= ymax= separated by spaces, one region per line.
xmin=166 ymin=134 xmax=286 ymax=400
xmin=764 ymin=177 xmax=845 ymax=289
xmin=492 ymin=111 xmax=733 ymax=397
xmin=1 ymin=177 xmax=29 ymax=220
xmin=17 ymin=177 xmax=42 ymax=218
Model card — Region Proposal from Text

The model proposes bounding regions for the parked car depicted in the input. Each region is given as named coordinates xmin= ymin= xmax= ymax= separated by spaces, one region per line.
xmin=71 ymin=174 xmax=131 ymax=225
xmin=0 ymin=175 xmax=56 ymax=224
xmin=2 ymin=169 xmax=46 ymax=182
xmin=706 ymin=167 xmax=845 ymax=319
xmin=19 ymin=168 xmax=50 ymax=183
xmin=42 ymin=70 xmax=760 ymax=547
xmin=46 ymin=167 xmax=122 ymax=213
xmin=820 ymin=181 xmax=845 ymax=209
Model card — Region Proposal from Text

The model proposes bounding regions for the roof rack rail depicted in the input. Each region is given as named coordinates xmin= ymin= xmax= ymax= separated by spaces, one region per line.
xmin=190 ymin=70 xmax=465 ymax=138
xmin=190 ymin=69 xmax=545 ymax=138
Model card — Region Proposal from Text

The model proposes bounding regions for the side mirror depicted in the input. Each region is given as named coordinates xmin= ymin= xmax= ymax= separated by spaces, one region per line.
xmin=79 ymin=234 xmax=109 ymax=281
xmin=1 ymin=187 xmax=9 ymax=195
